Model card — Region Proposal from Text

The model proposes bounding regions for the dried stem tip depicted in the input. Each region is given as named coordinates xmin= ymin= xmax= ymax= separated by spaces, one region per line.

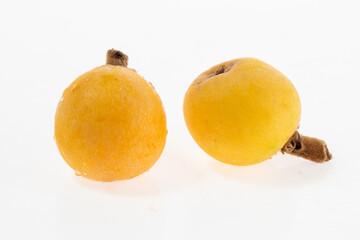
xmin=281 ymin=131 xmax=332 ymax=163
xmin=106 ymin=49 xmax=128 ymax=67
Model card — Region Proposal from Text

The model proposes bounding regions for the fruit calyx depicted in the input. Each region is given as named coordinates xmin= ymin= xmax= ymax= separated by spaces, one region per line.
xmin=106 ymin=49 xmax=128 ymax=67
xmin=281 ymin=131 xmax=332 ymax=163
xmin=213 ymin=64 xmax=233 ymax=76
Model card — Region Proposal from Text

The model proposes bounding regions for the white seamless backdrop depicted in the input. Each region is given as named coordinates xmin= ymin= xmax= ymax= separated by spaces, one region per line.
xmin=0 ymin=0 xmax=359 ymax=239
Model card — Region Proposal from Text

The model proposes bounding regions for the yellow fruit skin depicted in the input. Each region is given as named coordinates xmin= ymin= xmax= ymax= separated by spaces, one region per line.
xmin=183 ymin=58 xmax=301 ymax=166
xmin=55 ymin=65 xmax=167 ymax=181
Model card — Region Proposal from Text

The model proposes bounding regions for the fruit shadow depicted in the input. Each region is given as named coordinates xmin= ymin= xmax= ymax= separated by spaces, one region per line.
xmin=208 ymin=153 xmax=333 ymax=187
xmin=72 ymin=173 xmax=161 ymax=196
xmin=67 ymin=144 xmax=202 ymax=196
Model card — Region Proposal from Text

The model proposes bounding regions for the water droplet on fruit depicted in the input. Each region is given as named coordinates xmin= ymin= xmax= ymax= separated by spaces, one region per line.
xmin=70 ymin=83 xmax=78 ymax=92
xmin=75 ymin=170 xmax=82 ymax=176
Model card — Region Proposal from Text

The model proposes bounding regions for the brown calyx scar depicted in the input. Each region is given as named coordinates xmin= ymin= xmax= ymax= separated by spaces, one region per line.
xmin=196 ymin=64 xmax=234 ymax=85
xmin=213 ymin=64 xmax=233 ymax=76
xmin=281 ymin=130 xmax=332 ymax=163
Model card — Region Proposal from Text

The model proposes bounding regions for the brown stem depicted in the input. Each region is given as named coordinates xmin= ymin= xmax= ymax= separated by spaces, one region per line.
xmin=106 ymin=49 xmax=128 ymax=67
xmin=281 ymin=131 xmax=332 ymax=163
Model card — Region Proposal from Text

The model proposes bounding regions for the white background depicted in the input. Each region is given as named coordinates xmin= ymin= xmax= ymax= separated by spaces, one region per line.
xmin=1 ymin=0 xmax=359 ymax=239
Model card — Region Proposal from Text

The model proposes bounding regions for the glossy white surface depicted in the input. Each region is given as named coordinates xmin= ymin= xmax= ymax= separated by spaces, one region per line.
xmin=0 ymin=0 xmax=359 ymax=239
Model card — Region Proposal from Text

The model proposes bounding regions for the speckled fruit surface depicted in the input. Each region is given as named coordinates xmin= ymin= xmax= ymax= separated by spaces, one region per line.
xmin=55 ymin=65 xmax=167 ymax=181
xmin=183 ymin=58 xmax=301 ymax=166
